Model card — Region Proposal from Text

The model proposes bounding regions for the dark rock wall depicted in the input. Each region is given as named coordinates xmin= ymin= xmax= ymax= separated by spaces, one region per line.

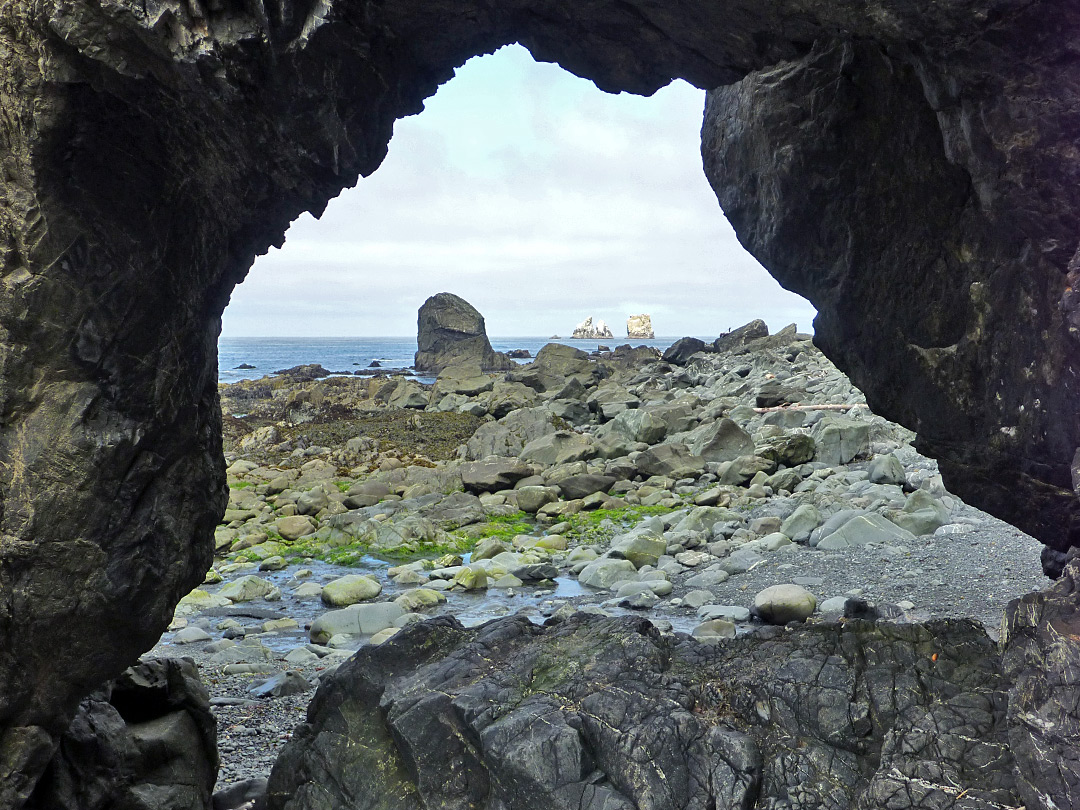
xmin=701 ymin=7 xmax=1080 ymax=560
xmin=2 ymin=0 xmax=1080 ymax=803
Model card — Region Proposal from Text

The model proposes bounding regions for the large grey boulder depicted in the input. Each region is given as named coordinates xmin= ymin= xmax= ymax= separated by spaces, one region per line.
xmin=635 ymin=443 xmax=705 ymax=478
xmin=465 ymin=408 xmax=558 ymax=460
xmin=690 ymin=418 xmax=756 ymax=462
xmin=816 ymin=512 xmax=917 ymax=549
xmin=460 ymin=459 xmax=534 ymax=494
xmin=519 ymin=431 xmax=596 ymax=466
xmin=414 ymin=293 xmax=513 ymax=373
xmin=812 ymin=417 xmax=871 ymax=466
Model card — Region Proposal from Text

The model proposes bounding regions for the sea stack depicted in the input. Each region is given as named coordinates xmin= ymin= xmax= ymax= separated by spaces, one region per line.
xmin=414 ymin=293 xmax=513 ymax=373
xmin=627 ymin=314 xmax=655 ymax=338
xmin=572 ymin=317 xmax=614 ymax=339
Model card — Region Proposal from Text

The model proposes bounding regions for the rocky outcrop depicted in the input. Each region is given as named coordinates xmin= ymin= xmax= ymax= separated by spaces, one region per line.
xmin=27 ymin=658 xmax=217 ymax=810
xmin=625 ymin=314 xmax=654 ymax=339
xmin=700 ymin=28 xmax=1080 ymax=569
xmin=414 ymin=293 xmax=512 ymax=374
xmin=571 ymin=317 xmax=613 ymax=340
xmin=3 ymin=0 xmax=1080 ymax=803
xmin=266 ymin=612 xmax=1032 ymax=809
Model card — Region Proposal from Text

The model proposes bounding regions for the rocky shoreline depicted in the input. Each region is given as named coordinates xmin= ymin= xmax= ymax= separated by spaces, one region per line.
xmin=152 ymin=322 xmax=1046 ymax=807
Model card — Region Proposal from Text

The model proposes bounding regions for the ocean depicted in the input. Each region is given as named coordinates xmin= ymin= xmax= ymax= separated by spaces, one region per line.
xmin=217 ymin=336 xmax=689 ymax=385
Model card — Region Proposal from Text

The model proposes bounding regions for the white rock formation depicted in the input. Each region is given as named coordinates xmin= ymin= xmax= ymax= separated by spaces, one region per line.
xmin=627 ymin=314 xmax=654 ymax=338
xmin=572 ymin=317 xmax=614 ymax=339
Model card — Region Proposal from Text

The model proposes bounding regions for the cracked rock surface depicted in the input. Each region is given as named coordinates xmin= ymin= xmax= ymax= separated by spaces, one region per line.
xmin=266 ymin=612 xmax=1020 ymax=810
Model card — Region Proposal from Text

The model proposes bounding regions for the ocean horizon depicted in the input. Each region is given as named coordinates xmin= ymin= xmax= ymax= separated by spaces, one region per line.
xmin=217 ymin=335 xmax=700 ymax=385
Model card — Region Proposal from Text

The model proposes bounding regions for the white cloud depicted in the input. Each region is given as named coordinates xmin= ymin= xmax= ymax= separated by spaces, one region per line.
xmin=223 ymin=44 xmax=816 ymax=337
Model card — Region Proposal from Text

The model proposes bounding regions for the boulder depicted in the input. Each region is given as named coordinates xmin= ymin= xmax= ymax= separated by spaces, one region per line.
xmin=556 ymin=474 xmax=616 ymax=501
xmin=414 ymin=293 xmax=513 ymax=373
xmin=514 ymin=486 xmax=560 ymax=514
xmin=309 ymin=603 xmax=406 ymax=643
xmin=460 ymin=459 xmax=533 ymax=494
xmin=519 ymin=431 xmax=596 ymax=466
xmin=578 ymin=558 xmax=638 ymax=589
xmin=321 ymin=575 xmax=382 ymax=606
xmin=812 ymin=417 xmax=871 ymax=466
xmin=868 ymin=452 xmax=906 ymax=485
xmin=465 ymin=407 xmax=558 ymax=460
xmin=753 ymin=584 xmax=817 ymax=624
xmin=661 ymin=337 xmax=708 ymax=365
xmin=816 ymin=513 xmax=918 ymax=550
xmin=712 ymin=319 xmax=769 ymax=353
xmin=690 ymin=418 xmax=755 ymax=463
xmin=635 ymin=444 xmax=705 ymax=478
xmin=609 ymin=530 xmax=667 ymax=568
xmin=606 ymin=408 xmax=667 ymax=445
xmin=219 ymin=575 xmax=276 ymax=603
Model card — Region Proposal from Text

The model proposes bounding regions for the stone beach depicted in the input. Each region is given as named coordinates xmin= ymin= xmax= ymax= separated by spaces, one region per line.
xmin=147 ymin=322 xmax=1046 ymax=804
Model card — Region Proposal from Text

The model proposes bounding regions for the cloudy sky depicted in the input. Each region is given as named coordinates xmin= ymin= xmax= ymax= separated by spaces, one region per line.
xmin=222 ymin=45 xmax=816 ymax=338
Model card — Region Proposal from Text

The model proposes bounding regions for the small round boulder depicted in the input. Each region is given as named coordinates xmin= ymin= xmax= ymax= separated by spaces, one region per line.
xmin=753 ymin=584 xmax=817 ymax=624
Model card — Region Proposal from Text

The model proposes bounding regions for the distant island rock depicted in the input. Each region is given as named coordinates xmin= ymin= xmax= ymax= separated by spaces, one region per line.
xmin=626 ymin=314 xmax=655 ymax=338
xmin=234 ymin=363 xmax=256 ymax=369
xmin=571 ymin=316 xmax=613 ymax=339
xmin=414 ymin=292 xmax=514 ymax=374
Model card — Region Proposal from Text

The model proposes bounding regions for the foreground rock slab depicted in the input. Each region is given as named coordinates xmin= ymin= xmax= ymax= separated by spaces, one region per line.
xmin=267 ymin=613 xmax=1025 ymax=810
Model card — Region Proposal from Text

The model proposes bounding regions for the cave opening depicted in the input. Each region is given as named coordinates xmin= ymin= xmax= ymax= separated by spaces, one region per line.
xmin=220 ymin=44 xmax=816 ymax=357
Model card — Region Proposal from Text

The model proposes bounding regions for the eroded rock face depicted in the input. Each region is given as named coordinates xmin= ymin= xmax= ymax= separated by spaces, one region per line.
xmin=266 ymin=613 xmax=1023 ymax=810
xmin=701 ymin=21 xmax=1080 ymax=568
xmin=2 ymin=0 xmax=1080 ymax=803
xmin=414 ymin=293 xmax=512 ymax=374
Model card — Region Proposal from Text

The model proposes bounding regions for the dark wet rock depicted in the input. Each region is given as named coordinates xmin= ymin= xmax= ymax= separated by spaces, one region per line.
xmin=636 ymin=443 xmax=705 ymax=479
xmin=234 ymin=363 xmax=256 ymax=370
xmin=368 ymin=360 xmax=381 ymax=368
xmin=1001 ymin=559 xmax=1080 ymax=808
xmin=713 ymin=319 xmax=769 ymax=352
xmin=509 ymin=343 xmax=600 ymax=394
xmin=213 ymin=778 xmax=268 ymax=810
xmin=27 ymin=658 xmax=217 ymax=810
xmin=506 ymin=349 xmax=531 ymax=359
xmin=273 ymin=364 xmax=332 ymax=380
xmin=414 ymin=293 xmax=513 ymax=374
xmin=266 ymin=613 xmax=1022 ymax=810
xmin=661 ymin=336 xmax=708 ymax=365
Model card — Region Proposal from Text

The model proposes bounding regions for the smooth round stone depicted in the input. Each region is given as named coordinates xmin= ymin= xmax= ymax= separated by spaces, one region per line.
xmin=276 ymin=515 xmax=316 ymax=541
xmin=369 ymin=627 xmax=401 ymax=646
xmin=262 ymin=618 xmax=299 ymax=632
xmin=453 ymin=566 xmax=489 ymax=590
xmin=392 ymin=569 xmax=429 ymax=586
xmin=173 ymin=626 xmax=212 ymax=644
xmin=492 ymin=574 xmax=524 ymax=588
xmin=259 ymin=555 xmax=288 ymax=571
xmin=819 ymin=596 xmax=850 ymax=615
xmin=203 ymin=569 xmax=223 ymax=584
xmin=682 ymin=590 xmax=716 ymax=609
xmin=697 ymin=605 xmax=752 ymax=622
xmin=692 ymin=619 xmax=736 ymax=642
xmin=293 ymin=582 xmax=324 ymax=599
xmin=204 ymin=639 xmax=237 ymax=654
xmin=218 ymin=575 xmax=275 ymax=603
xmin=321 ymin=574 xmax=382 ymax=607
xmin=753 ymin=584 xmax=817 ymax=624
xmin=284 ymin=647 xmax=321 ymax=666
xmin=393 ymin=589 xmax=446 ymax=611
xmin=567 ymin=547 xmax=598 ymax=563
xmin=394 ymin=613 xmax=426 ymax=627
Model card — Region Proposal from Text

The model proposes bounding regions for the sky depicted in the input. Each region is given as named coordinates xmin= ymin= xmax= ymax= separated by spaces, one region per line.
xmin=222 ymin=44 xmax=817 ymax=338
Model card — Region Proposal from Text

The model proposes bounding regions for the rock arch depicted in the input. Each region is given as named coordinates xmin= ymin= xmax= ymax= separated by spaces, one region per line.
xmin=1 ymin=0 xmax=1079 ymax=802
